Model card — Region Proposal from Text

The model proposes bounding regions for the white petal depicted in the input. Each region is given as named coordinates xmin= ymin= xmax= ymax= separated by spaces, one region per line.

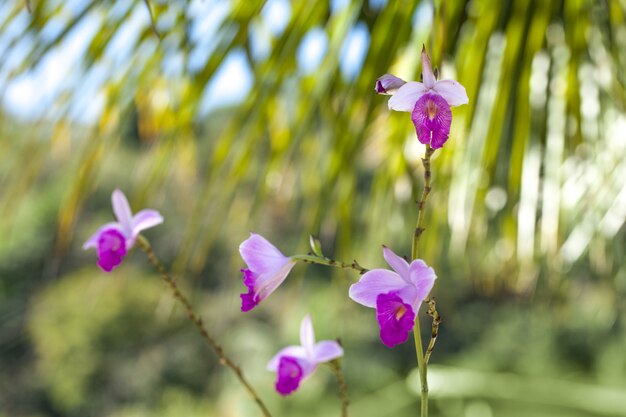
xmin=382 ymin=246 xmax=410 ymax=282
xmin=421 ymin=47 xmax=436 ymax=88
xmin=132 ymin=209 xmax=164 ymax=236
xmin=267 ymin=346 xmax=307 ymax=371
xmin=312 ymin=341 xmax=343 ymax=363
xmin=111 ymin=189 xmax=134 ymax=234
xmin=433 ymin=79 xmax=469 ymax=106
xmin=300 ymin=314 xmax=315 ymax=356
xmin=388 ymin=82 xmax=427 ymax=112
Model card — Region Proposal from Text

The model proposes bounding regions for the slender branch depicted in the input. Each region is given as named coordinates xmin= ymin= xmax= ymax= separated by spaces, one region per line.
xmin=25 ymin=0 xmax=32 ymax=12
xmin=424 ymin=297 xmax=442 ymax=365
xmin=292 ymin=254 xmax=369 ymax=275
xmin=329 ymin=358 xmax=349 ymax=417
xmin=411 ymin=144 xmax=435 ymax=261
xmin=142 ymin=0 xmax=161 ymax=39
xmin=411 ymin=144 xmax=435 ymax=417
xmin=135 ymin=236 xmax=273 ymax=417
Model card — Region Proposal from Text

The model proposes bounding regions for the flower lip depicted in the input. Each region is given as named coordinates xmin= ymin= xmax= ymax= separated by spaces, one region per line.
xmin=376 ymin=292 xmax=416 ymax=348
xmin=276 ymin=356 xmax=304 ymax=396
xmin=96 ymin=228 xmax=127 ymax=272
xmin=412 ymin=92 xmax=452 ymax=149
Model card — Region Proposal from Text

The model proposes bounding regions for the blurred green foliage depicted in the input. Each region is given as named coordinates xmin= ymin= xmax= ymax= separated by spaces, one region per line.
xmin=1 ymin=0 xmax=626 ymax=416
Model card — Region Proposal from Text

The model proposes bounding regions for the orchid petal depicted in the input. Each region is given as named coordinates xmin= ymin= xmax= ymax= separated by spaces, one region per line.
xmin=267 ymin=346 xmax=308 ymax=371
xmin=411 ymin=93 xmax=452 ymax=148
xmin=376 ymin=292 xmax=416 ymax=348
xmin=252 ymin=260 xmax=297 ymax=301
xmin=83 ymin=222 xmax=122 ymax=249
xmin=375 ymin=74 xmax=406 ymax=95
xmin=382 ymin=246 xmax=410 ymax=281
xmin=408 ymin=259 xmax=437 ymax=309
xmin=312 ymin=341 xmax=343 ymax=363
xmin=349 ymin=269 xmax=416 ymax=308
xmin=239 ymin=233 xmax=290 ymax=273
xmin=300 ymin=314 xmax=315 ymax=356
xmin=132 ymin=209 xmax=164 ymax=237
xmin=433 ymin=79 xmax=469 ymax=107
xmin=421 ymin=47 xmax=436 ymax=88
xmin=111 ymin=189 xmax=134 ymax=234
xmin=388 ymin=82 xmax=428 ymax=112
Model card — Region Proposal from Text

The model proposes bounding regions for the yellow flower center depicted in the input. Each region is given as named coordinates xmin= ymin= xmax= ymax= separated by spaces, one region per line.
xmin=426 ymin=99 xmax=438 ymax=120
xmin=395 ymin=305 xmax=407 ymax=320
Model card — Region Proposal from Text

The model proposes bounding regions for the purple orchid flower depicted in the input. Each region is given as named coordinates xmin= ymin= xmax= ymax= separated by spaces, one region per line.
xmin=267 ymin=315 xmax=344 ymax=396
xmin=83 ymin=189 xmax=163 ymax=272
xmin=348 ymin=246 xmax=437 ymax=348
xmin=239 ymin=233 xmax=297 ymax=312
xmin=376 ymin=46 xmax=468 ymax=149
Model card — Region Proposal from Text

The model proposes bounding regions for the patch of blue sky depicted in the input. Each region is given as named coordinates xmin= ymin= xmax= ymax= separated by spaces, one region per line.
xmin=297 ymin=28 xmax=328 ymax=74
xmin=413 ymin=1 xmax=433 ymax=29
xmin=187 ymin=0 xmax=231 ymax=74
xmin=3 ymin=12 xmax=99 ymax=122
xmin=261 ymin=0 xmax=291 ymax=36
xmin=339 ymin=22 xmax=370 ymax=80
xmin=103 ymin=7 xmax=147 ymax=69
xmin=368 ymin=0 xmax=388 ymax=11
xmin=197 ymin=48 xmax=253 ymax=116
xmin=331 ymin=0 xmax=350 ymax=14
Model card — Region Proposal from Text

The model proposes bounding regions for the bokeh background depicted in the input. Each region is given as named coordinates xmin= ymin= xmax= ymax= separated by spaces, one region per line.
xmin=1 ymin=0 xmax=626 ymax=416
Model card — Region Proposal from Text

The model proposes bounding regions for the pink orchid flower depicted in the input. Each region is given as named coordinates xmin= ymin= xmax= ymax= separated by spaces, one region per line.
xmin=239 ymin=233 xmax=297 ymax=312
xmin=83 ymin=189 xmax=163 ymax=272
xmin=267 ymin=315 xmax=343 ymax=396
xmin=349 ymin=246 xmax=436 ymax=348
xmin=376 ymin=46 xmax=468 ymax=149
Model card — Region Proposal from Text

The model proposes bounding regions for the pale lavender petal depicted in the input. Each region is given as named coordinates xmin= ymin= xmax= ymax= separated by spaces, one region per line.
xmin=375 ymin=74 xmax=406 ymax=95
xmin=83 ymin=222 xmax=122 ymax=249
xmin=388 ymin=81 xmax=428 ymax=112
xmin=239 ymin=233 xmax=290 ymax=273
xmin=312 ymin=341 xmax=343 ymax=363
xmin=433 ymin=79 xmax=469 ymax=106
xmin=408 ymin=259 xmax=437 ymax=309
xmin=300 ymin=314 xmax=315 ymax=356
xmin=382 ymin=246 xmax=410 ymax=282
xmin=421 ymin=46 xmax=436 ymax=88
xmin=349 ymin=269 xmax=416 ymax=308
xmin=132 ymin=209 xmax=164 ymax=237
xmin=111 ymin=189 xmax=134 ymax=234
xmin=267 ymin=345 xmax=308 ymax=371
xmin=376 ymin=292 xmax=415 ymax=348
xmin=255 ymin=260 xmax=296 ymax=300
xmin=411 ymin=93 xmax=452 ymax=148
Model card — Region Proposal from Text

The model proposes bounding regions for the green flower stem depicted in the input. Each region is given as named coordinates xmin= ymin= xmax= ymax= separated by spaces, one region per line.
xmin=329 ymin=359 xmax=350 ymax=417
xmin=292 ymin=254 xmax=368 ymax=275
xmin=411 ymin=144 xmax=435 ymax=417
xmin=136 ymin=235 xmax=273 ymax=417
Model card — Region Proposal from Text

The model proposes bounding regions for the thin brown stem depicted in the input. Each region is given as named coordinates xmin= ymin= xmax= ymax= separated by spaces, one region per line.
xmin=424 ymin=297 xmax=442 ymax=365
xmin=412 ymin=144 xmax=435 ymax=261
xmin=293 ymin=254 xmax=369 ymax=275
xmin=135 ymin=235 xmax=272 ymax=417
xmin=329 ymin=359 xmax=349 ymax=417
xmin=142 ymin=0 xmax=161 ymax=39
